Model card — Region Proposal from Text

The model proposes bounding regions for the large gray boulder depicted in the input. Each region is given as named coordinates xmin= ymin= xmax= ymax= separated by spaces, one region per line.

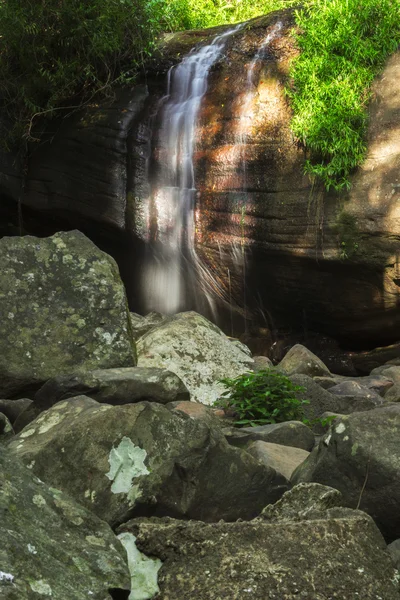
xmin=34 ymin=367 xmax=190 ymax=410
xmin=291 ymin=374 xmax=380 ymax=420
xmin=292 ymin=404 xmax=400 ymax=542
xmin=0 ymin=231 xmax=136 ymax=398
xmin=117 ymin=483 xmax=400 ymax=599
xmin=0 ymin=447 xmax=130 ymax=599
xmin=137 ymin=311 xmax=254 ymax=405
xmin=278 ymin=344 xmax=332 ymax=378
xmin=8 ymin=396 xmax=289 ymax=526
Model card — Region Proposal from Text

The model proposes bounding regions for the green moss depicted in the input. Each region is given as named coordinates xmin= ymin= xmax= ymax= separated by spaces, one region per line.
xmin=287 ymin=0 xmax=400 ymax=191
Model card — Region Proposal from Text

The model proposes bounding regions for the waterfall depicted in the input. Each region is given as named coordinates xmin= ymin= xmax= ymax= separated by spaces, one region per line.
xmin=142 ymin=24 xmax=243 ymax=315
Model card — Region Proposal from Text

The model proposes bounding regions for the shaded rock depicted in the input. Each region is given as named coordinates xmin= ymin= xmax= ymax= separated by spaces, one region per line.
xmin=34 ymin=367 xmax=189 ymax=410
xmin=356 ymin=375 xmax=395 ymax=396
xmin=8 ymin=396 xmax=289 ymax=526
xmin=312 ymin=375 xmax=338 ymax=389
xmin=260 ymin=482 xmax=342 ymax=520
xmin=12 ymin=402 xmax=40 ymax=434
xmin=0 ymin=412 xmax=14 ymax=441
xmin=388 ymin=539 xmax=400 ymax=570
xmin=246 ymin=441 xmax=309 ymax=480
xmin=223 ymin=420 xmax=315 ymax=451
xmin=0 ymin=398 xmax=33 ymax=425
xmin=0 ymin=446 xmax=130 ymax=599
xmin=117 ymin=485 xmax=399 ymax=599
xmin=290 ymin=374 xmax=379 ymax=420
xmin=137 ymin=311 xmax=254 ymax=405
xmin=385 ymin=383 xmax=400 ymax=402
xmin=252 ymin=355 xmax=273 ymax=371
xmin=0 ymin=231 xmax=136 ymax=398
xmin=166 ymin=400 xmax=226 ymax=429
xmin=278 ymin=344 xmax=332 ymax=378
xmin=129 ymin=311 xmax=168 ymax=340
xmin=328 ymin=380 xmax=384 ymax=404
xmin=371 ymin=365 xmax=400 ymax=384
xmin=350 ymin=342 xmax=400 ymax=374
xmin=292 ymin=405 xmax=400 ymax=542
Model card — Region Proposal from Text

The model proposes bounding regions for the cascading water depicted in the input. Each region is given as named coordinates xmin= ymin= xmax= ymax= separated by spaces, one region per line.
xmin=142 ymin=24 xmax=243 ymax=315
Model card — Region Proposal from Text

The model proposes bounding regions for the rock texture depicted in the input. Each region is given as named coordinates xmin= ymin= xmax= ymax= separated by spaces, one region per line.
xmin=34 ymin=367 xmax=189 ymax=409
xmin=117 ymin=484 xmax=400 ymax=599
xmin=8 ymin=396 xmax=289 ymax=526
xmin=292 ymin=404 xmax=400 ymax=542
xmin=137 ymin=311 xmax=254 ymax=405
xmin=0 ymin=231 xmax=136 ymax=397
xmin=0 ymin=447 xmax=130 ymax=600
xmin=223 ymin=420 xmax=315 ymax=451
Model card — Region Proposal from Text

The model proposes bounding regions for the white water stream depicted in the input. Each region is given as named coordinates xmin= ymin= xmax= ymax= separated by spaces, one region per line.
xmin=142 ymin=24 xmax=243 ymax=314
xmin=142 ymin=21 xmax=282 ymax=317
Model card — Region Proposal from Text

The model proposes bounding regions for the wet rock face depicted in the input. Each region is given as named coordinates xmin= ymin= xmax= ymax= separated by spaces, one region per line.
xmin=1 ymin=9 xmax=399 ymax=345
xmin=0 ymin=231 xmax=136 ymax=397
xmin=0 ymin=446 xmax=130 ymax=600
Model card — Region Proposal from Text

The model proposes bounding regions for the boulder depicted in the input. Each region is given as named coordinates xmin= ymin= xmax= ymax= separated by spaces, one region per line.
xmin=290 ymin=374 xmax=379 ymax=420
xmin=252 ymin=355 xmax=274 ymax=371
xmin=8 ymin=396 xmax=289 ymax=526
xmin=34 ymin=367 xmax=190 ymax=410
xmin=117 ymin=483 xmax=400 ymax=599
xmin=137 ymin=311 xmax=254 ymax=405
xmin=385 ymin=383 xmax=400 ymax=402
xmin=166 ymin=400 xmax=226 ymax=429
xmin=246 ymin=441 xmax=309 ymax=480
xmin=278 ymin=344 xmax=332 ymax=378
xmin=388 ymin=539 xmax=400 ymax=571
xmin=0 ymin=231 xmax=136 ymax=398
xmin=0 ymin=398 xmax=33 ymax=425
xmin=0 ymin=412 xmax=14 ymax=441
xmin=328 ymin=380 xmax=384 ymax=404
xmin=223 ymin=420 xmax=315 ymax=451
xmin=0 ymin=447 xmax=130 ymax=599
xmin=292 ymin=405 xmax=400 ymax=542
xmin=129 ymin=311 xmax=168 ymax=340
xmin=371 ymin=365 xmax=400 ymax=384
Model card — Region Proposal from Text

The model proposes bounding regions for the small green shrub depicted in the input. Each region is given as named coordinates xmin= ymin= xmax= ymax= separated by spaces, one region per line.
xmin=215 ymin=369 xmax=308 ymax=427
xmin=288 ymin=0 xmax=400 ymax=191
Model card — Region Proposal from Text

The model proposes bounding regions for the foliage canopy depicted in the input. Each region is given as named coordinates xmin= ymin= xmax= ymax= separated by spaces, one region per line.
xmin=288 ymin=0 xmax=400 ymax=190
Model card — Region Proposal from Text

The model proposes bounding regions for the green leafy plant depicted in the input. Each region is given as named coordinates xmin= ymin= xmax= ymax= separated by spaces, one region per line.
xmin=215 ymin=368 xmax=309 ymax=427
xmin=288 ymin=0 xmax=400 ymax=191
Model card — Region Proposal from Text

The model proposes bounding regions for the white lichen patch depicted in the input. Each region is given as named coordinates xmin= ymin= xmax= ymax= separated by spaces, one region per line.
xmin=33 ymin=495 xmax=47 ymax=507
xmin=20 ymin=428 xmax=36 ymax=438
xmin=0 ymin=571 xmax=14 ymax=583
xmin=106 ymin=437 xmax=150 ymax=495
xmin=335 ymin=423 xmax=346 ymax=434
xmin=118 ymin=532 xmax=162 ymax=600
xmin=28 ymin=544 xmax=38 ymax=554
xmin=29 ymin=580 xmax=53 ymax=596
xmin=38 ymin=412 xmax=65 ymax=434
xmin=27 ymin=461 xmax=36 ymax=470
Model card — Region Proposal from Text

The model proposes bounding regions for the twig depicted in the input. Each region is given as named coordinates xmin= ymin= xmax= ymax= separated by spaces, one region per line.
xmin=356 ymin=446 xmax=371 ymax=510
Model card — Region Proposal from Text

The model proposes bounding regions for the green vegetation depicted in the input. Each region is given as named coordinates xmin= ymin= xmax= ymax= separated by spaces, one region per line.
xmin=0 ymin=0 xmax=399 ymax=190
xmin=0 ymin=0 xmax=291 ymax=144
xmin=215 ymin=369 xmax=308 ymax=427
xmin=288 ymin=0 xmax=400 ymax=191
xmin=334 ymin=211 xmax=360 ymax=260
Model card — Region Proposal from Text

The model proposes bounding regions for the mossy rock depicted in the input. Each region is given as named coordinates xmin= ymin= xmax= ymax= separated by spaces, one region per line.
xmin=0 ymin=231 xmax=136 ymax=397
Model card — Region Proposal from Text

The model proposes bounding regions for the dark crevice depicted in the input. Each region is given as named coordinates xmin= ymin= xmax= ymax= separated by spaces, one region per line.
xmin=108 ymin=588 xmax=130 ymax=600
